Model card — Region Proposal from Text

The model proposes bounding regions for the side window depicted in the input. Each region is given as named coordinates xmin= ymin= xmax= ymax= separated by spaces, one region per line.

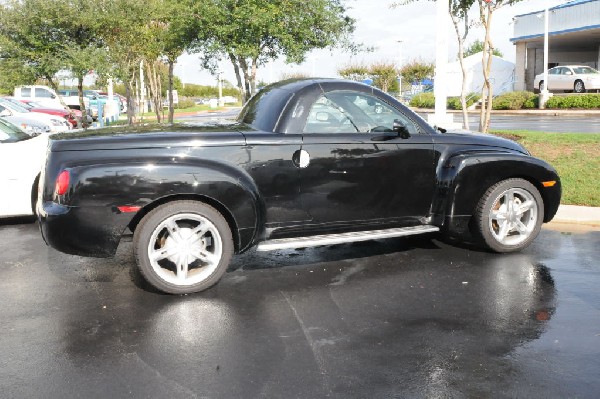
xmin=35 ymin=88 xmax=52 ymax=98
xmin=21 ymin=88 xmax=31 ymax=97
xmin=303 ymin=91 xmax=418 ymax=135
xmin=303 ymin=96 xmax=358 ymax=133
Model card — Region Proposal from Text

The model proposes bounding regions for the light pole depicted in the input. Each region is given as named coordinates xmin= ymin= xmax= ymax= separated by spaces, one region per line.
xmin=428 ymin=0 xmax=454 ymax=128
xmin=539 ymin=6 xmax=550 ymax=108
xmin=397 ymin=40 xmax=403 ymax=95
xmin=217 ymin=71 xmax=224 ymax=107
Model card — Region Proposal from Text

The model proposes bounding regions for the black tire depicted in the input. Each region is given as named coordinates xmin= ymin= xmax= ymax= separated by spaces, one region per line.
xmin=574 ymin=80 xmax=586 ymax=93
xmin=538 ymin=81 xmax=545 ymax=93
xmin=473 ymin=178 xmax=544 ymax=253
xmin=133 ymin=200 xmax=233 ymax=294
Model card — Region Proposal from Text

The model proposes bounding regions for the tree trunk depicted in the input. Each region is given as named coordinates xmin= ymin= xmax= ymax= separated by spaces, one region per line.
xmin=145 ymin=61 xmax=162 ymax=124
xmin=77 ymin=75 xmax=89 ymax=129
xmin=238 ymin=57 xmax=252 ymax=101
xmin=168 ymin=59 xmax=175 ymax=123
xmin=250 ymin=57 xmax=258 ymax=95
xmin=126 ymin=74 xmax=137 ymax=125
xmin=45 ymin=75 xmax=69 ymax=109
xmin=451 ymin=14 xmax=470 ymax=130
xmin=229 ymin=52 xmax=246 ymax=103
xmin=479 ymin=3 xmax=494 ymax=133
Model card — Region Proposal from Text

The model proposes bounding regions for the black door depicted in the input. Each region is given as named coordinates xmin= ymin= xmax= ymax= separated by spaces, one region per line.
xmin=299 ymin=90 xmax=435 ymax=229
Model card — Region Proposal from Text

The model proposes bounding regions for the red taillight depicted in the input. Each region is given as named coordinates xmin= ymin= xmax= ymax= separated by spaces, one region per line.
xmin=55 ymin=170 xmax=70 ymax=196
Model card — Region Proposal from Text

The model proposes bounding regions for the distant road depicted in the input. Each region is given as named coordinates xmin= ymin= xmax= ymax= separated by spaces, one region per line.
xmin=419 ymin=113 xmax=600 ymax=133
xmin=181 ymin=108 xmax=599 ymax=134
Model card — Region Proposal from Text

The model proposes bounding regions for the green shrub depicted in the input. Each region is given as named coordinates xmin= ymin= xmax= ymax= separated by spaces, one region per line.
xmin=545 ymin=94 xmax=600 ymax=109
xmin=410 ymin=92 xmax=481 ymax=110
xmin=409 ymin=92 xmax=435 ymax=108
xmin=492 ymin=91 xmax=537 ymax=110
xmin=523 ymin=94 xmax=539 ymax=109
xmin=173 ymin=97 xmax=195 ymax=109
xmin=447 ymin=93 xmax=481 ymax=110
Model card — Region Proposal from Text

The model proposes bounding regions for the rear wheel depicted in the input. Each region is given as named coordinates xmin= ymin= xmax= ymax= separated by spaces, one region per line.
xmin=538 ymin=81 xmax=545 ymax=92
xmin=474 ymin=178 xmax=544 ymax=253
xmin=133 ymin=201 xmax=233 ymax=294
xmin=574 ymin=80 xmax=586 ymax=93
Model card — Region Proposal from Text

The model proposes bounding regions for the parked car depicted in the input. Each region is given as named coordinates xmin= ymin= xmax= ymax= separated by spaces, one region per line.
xmin=0 ymin=114 xmax=50 ymax=136
xmin=38 ymin=79 xmax=561 ymax=295
xmin=0 ymin=118 xmax=48 ymax=218
xmin=4 ymin=98 xmax=78 ymax=128
xmin=0 ymin=98 xmax=70 ymax=133
xmin=534 ymin=65 xmax=600 ymax=93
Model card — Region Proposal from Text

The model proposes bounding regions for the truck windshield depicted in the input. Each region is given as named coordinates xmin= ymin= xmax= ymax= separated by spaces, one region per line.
xmin=0 ymin=119 xmax=32 ymax=143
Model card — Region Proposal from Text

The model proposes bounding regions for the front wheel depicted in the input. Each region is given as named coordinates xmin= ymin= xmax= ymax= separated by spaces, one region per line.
xmin=474 ymin=178 xmax=544 ymax=253
xmin=133 ymin=201 xmax=234 ymax=294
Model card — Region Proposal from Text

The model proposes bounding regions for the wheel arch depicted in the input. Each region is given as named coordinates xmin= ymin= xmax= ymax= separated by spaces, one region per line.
xmin=435 ymin=153 xmax=561 ymax=236
xmin=127 ymin=193 xmax=244 ymax=253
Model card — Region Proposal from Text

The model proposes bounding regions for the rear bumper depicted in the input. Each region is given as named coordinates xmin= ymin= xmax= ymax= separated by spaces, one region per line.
xmin=39 ymin=202 xmax=125 ymax=258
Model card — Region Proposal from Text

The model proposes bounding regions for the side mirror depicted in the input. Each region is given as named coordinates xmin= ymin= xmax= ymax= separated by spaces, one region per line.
xmin=50 ymin=94 xmax=56 ymax=99
xmin=392 ymin=119 xmax=411 ymax=139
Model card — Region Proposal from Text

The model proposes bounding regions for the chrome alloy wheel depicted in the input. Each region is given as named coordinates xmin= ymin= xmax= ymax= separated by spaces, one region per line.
xmin=147 ymin=213 xmax=223 ymax=286
xmin=488 ymin=188 xmax=538 ymax=246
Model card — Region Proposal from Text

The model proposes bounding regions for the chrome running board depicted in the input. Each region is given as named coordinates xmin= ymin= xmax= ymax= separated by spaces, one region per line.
xmin=256 ymin=225 xmax=440 ymax=252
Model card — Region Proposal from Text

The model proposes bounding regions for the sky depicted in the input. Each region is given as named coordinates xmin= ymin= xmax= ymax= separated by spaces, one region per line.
xmin=173 ymin=0 xmax=571 ymax=87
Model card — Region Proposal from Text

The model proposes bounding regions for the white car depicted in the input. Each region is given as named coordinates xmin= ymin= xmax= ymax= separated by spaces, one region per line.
xmin=0 ymin=98 xmax=70 ymax=133
xmin=534 ymin=65 xmax=600 ymax=93
xmin=0 ymin=119 xmax=48 ymax=218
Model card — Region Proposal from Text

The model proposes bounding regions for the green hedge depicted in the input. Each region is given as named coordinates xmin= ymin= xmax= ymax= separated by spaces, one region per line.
xmin=492 ymin=91 xmax=538 ymax=110
xmin=409 ymin=92 xmax=480 ymax=109
xmin=545 ymin=94 xmax=600 ymax=109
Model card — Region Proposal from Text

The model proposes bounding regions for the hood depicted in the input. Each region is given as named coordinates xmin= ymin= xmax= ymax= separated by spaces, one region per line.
xmin=435 ymin=129 xmax=529 ymax=155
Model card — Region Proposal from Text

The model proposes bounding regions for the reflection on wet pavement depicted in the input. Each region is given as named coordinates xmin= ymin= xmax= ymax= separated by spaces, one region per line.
xmin=0 ymin=223 xmax=598 ymax=398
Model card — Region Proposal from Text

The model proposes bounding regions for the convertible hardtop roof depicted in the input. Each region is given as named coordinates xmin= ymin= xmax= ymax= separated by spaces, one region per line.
xmin=264 ymin=78 xmax=373 ymax=93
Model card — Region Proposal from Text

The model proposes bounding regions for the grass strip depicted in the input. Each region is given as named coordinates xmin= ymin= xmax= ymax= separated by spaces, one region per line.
xmin=492 ymin=130 xmax=600 ymax=207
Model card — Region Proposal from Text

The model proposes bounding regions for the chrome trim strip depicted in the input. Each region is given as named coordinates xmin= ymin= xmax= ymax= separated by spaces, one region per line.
xmin=256 ymin=225 xmax=440 ymax=251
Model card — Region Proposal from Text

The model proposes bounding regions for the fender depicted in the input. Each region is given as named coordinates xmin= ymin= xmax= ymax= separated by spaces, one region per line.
xmin=45 ymin=153 xmax=264 ymax=257
xmin=432 ymin=151 xmax=561 ymax=236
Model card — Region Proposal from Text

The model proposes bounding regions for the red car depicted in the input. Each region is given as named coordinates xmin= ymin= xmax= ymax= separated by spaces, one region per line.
xmin=12 ymin=98 xmax=79 ymax=128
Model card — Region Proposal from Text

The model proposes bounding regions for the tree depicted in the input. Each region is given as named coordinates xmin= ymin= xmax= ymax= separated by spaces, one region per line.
xmin=464 ymin=39 xmax=503 ymax=58
xmin=338 ymin=63 xmax=370 ymax=81
xmin=0 ymin=0 xmax=69 ymax=99
xmin=200 ymin=0 xmax=358 ymax=102
xmin=338 ymin=62 xmax=399 ymax=93
xmin=399 ymin=60 xmax=435 ymax=84
xmin=477 ymin=0 xmax=524 ymax=133
xmin=369 ymin=62 xmax=399 ymax=93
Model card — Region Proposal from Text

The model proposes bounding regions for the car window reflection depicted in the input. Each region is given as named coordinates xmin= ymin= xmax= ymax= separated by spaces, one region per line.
xmin=303 ymin=91 xmax=418 ymax=135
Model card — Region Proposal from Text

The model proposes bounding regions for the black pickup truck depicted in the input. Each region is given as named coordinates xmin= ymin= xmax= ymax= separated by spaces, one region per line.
xmin=38 ymin=79 xmax=561 ymax=294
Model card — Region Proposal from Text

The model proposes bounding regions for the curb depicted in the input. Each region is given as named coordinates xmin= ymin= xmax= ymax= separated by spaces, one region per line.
xmin=551 ymin=205 xmax=600 ymax=227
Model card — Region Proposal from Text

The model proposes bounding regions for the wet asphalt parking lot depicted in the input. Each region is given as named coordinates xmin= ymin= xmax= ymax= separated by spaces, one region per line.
xmin=1 ymin=219 xmax=599 ymax=398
